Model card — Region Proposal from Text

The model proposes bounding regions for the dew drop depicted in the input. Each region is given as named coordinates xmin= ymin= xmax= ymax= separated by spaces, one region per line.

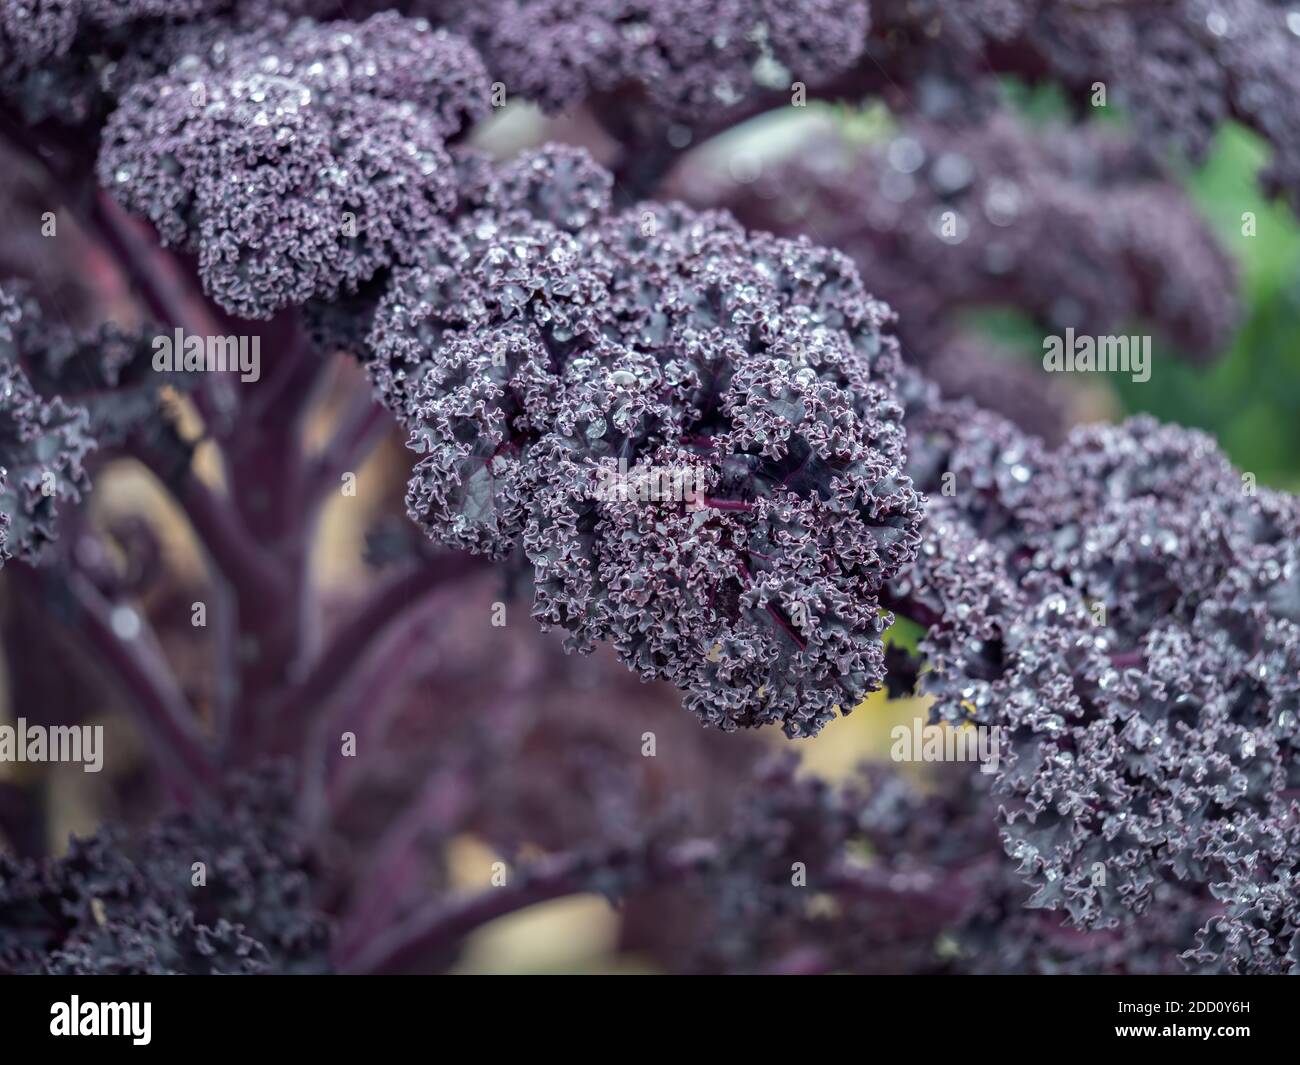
xmin=111 ymin=605 xmax=142 ymax=640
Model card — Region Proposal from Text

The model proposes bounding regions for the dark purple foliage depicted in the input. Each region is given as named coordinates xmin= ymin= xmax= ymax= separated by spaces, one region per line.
xmin=894 ymin=373 xmax=1300 ymax=971
xmin=367 ymin=148 xmax=922 ymax=735
xmin=435 ymin=0 xmax=871 ymax=121
xmin=0 ymin=769 xmax=329 ymax=974
xmin=0 ymin=0 xmax=1296 ymax=979
xmin=97 ymin=11 xmax=489 ymax=318
xmin=0 ymin=284 xmax=95 ymax=565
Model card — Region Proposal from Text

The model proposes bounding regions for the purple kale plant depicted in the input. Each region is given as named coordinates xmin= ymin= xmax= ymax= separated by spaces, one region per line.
xmin=894 ymin=372 xmax=1300 ymax=971
xmin=0 ymin=0 xmax=1297 ymax=977
xmin=367 ymin=157 xmax=922 ymax=736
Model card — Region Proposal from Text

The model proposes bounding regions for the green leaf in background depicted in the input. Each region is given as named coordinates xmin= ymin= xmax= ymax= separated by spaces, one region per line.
xmin=961 ymin=118 xmax=1300 ymax=489
xmin=1112 ymin=123 xmax=1300 ymax=490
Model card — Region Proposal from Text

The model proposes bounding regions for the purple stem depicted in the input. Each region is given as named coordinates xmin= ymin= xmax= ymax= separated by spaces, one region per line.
xmin=826 ymin=863 xmax=975 ymax=927
xmin=331 ymin=651 xmax=540 ymax=948
xmin=701 ymin=496 xmax=755 ymax=512
xmin=87 ymin=193 xmax=216 ymax=337
xmin=737 ymin=558 xmax=808 ymax=652
xmin=332 ymin=766 xmax=474 ymax=960
xmin=86 ymin=193 xmax=233 ymax=436
xmin=13 ymin=566 xmax=217 ymax=803
xmin=131 ymin=442 xmax=287 ymax=598
xmin=321 ymin=594 xmax=445 ymax=803
xmin=305 ymin=393 xmax=394 ymax=509
xmin=340 ymin=839 xmax=720 ymax=974
xmin=270 ymin=553 xmax=488 ymax=752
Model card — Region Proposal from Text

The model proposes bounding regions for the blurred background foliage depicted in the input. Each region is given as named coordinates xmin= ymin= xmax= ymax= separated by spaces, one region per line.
xmin=962 ymin=82 xmax=1300 ymax=489
xmin=1118 ymin=121 xmax=1300 ymax=490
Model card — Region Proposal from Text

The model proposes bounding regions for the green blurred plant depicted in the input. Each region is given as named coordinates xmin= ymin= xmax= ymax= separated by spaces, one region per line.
xmin=962 ymin=102 xmax=1300 ymax=489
